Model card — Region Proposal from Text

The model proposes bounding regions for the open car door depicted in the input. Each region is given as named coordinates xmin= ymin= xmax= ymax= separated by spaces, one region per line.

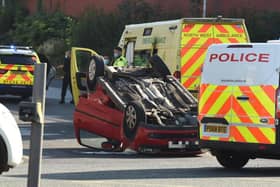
xmin=70 ymin=47 xmax=98 ymax=106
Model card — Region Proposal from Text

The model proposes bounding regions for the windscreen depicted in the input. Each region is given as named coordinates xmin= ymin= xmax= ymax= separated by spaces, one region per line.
xmin=202 ymin=44 xmax=279 ymax=86
xmin=0 ymin=54 xmax=37 ymax=65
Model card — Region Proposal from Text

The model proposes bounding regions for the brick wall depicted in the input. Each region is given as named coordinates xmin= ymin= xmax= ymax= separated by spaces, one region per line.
xmin=21 ymin=0 xmax=280 ymax=17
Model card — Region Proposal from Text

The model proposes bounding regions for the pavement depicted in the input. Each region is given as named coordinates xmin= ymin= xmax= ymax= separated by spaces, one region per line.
xmin=1 ymin=80 xmax=280 ymax=187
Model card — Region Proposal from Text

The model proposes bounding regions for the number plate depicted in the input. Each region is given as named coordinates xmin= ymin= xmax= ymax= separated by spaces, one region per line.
xmin=1 ymin=79 xmax=32 ymax=85
xmin=168 ymin=141 xmax=186 ymax=149
xmin=204 ymin=123 xmax=227 ymax=134
xmin=11 ymin=71 xmax=26 ymax=75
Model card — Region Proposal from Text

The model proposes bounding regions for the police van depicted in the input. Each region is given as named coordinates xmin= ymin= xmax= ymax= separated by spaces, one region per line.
xmin=119 ymin=17 xmax=250 ymax=94
xmin=0 ymin=46 xmax=40 ymax=98
xmin=199 ymin=43 xmax=280 ymax=168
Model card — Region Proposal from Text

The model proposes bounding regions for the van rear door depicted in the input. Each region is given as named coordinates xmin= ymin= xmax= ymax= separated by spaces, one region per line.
xmin=199 ymin=44 xmax=279 ymax=145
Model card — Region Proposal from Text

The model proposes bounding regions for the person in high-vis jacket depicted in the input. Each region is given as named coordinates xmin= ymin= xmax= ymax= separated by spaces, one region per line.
xmin=113 ymin=47 xmax=127 ymax=67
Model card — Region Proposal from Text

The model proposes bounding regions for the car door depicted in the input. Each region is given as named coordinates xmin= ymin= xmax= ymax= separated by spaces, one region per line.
xmin=70 ymin=47 xmax=97 ymax=106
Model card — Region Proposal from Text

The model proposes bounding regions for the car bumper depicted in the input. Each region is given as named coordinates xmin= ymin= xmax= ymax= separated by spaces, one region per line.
xmin=130 ymin=124 xmax=201 ymax=154
xmin=0 ymin=85 xmax=33 ymax=96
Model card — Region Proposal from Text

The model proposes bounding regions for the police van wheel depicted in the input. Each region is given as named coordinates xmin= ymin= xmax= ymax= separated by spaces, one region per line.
xmin=0 ymin=136 xmax=9 ymax=174
xmin=149 ymin=55 xmax=171 ymax=78
xmin=87 ymin=55 xmax=104 ymax=91
xmin=123 ymin=101 xmax=145 ymax=141
xmin=216 ymin=152 xmax=249 ymax=169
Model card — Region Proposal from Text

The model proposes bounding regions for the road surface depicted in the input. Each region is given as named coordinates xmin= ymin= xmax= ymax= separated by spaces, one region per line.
xmin=1 ymin=80 xmax=280 ymax=187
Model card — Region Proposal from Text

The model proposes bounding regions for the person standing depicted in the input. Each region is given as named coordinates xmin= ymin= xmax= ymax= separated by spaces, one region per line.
xmin=113 ymin=47 xmax=127 ymax=67
xmin=60 ymin=50 xmax=73 ymax=104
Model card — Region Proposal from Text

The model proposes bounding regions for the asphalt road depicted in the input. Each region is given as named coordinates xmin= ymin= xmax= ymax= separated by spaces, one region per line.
xmin=1 ymin=80 xmax=280 ymax=187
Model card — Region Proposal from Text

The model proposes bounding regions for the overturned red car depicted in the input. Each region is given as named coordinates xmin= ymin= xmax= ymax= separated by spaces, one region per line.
xmin=71 ymin=48 xmax=200 ymax=154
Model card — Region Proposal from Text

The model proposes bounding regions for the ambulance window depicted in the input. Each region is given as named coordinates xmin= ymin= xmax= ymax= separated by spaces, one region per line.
xmin=75 ymin=51 xmax=92 ymax=72
xmin=143 ymin=28 xmax=153 ymax=36
xmin=133 ymin=50 xmax=151 ymax=67
xmin=0 ymin=54 xmax=36 ymax=65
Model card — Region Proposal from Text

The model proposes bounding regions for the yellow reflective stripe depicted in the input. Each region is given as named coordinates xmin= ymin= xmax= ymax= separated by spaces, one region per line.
xmin=199 ymin=85 xmax=217 ymax=113
xmin=260 ymin=127 xmax=275 ymax=144
xmin=231 ymin=110 xmax=241 ymax=123
xmin=183 ymin=51 xmax=206 ymax=76
xmin=251 ymin=86 xmax=275 ymax=116
xmin=209 ymin=137 xmax=219 ymax=141
xmin=236 ymin=126 xmax=258 ymax=143
xmin=233 ymin=87 xmax=259 ymax=123
xmin=187 ymin=77 xmax=200 ymax=90
xmin=207 ymin=87 xmax=232 ymax=115
xmin=181 ymin=49 xmax=199 ymax=70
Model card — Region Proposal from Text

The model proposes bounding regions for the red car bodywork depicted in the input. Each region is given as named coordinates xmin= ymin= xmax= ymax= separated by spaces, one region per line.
xmin=74 ymin=84 xmax=200 ymax=154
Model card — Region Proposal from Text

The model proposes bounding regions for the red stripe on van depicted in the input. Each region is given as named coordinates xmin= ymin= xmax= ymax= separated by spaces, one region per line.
xmin=181 ymin=38 xmax=200 ymax=57
xmin=198 ymin=24 xmax=211 ymax=32
xmin=215 ymin=25 xmax=229 ymax=33
xmin=181 ymin=38 xmax=213 ymax=75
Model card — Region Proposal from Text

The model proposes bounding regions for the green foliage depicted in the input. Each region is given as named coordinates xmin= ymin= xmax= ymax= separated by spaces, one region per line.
xmin=72 ymin=0 xmax=183 ymax=56
xmin=72 ymin=10 xmax=122 ymax=56
xmin=0 ymin=0 xmax=27 ymax=42
xmin=11 ymin=12 xmax=73 ymax=47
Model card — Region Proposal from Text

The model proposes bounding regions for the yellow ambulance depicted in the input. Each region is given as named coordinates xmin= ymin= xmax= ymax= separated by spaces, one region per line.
xmin=119 ymin=17 xmax=250 ymax=94
xmin=199 ymin=43 xmax=280 ymax=168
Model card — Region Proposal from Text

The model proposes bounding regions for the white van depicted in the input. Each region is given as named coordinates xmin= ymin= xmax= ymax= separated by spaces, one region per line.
xmin=199 ymin=43 xmax=280 ymax=168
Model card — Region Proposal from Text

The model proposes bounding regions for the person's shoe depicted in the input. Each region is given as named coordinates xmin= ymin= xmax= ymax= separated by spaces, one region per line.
xmin=70 ymin=100 xmax=74 ymax=104
xmin=59 ymin=100 xmax=65 ymax=104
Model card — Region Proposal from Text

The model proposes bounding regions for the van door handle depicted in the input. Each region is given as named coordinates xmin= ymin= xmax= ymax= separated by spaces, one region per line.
xmin=236 ymin=96 xmax=249 ymax=101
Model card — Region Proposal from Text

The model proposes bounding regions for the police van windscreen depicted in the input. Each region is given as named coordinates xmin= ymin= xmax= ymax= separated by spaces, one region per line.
xmin=201 ymin=45 xmax=279 ymax=86
xmin=0 ymin=54 xmax=37 ymax=65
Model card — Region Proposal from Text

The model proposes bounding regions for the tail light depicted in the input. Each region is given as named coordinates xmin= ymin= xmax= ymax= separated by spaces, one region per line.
xmin=0 ymin=69 xmax=8 ymax=74
xmin=173 ymin=71 xmax=181 ymax=80
xmin=276 ymin=88 xmax=280 ymax=118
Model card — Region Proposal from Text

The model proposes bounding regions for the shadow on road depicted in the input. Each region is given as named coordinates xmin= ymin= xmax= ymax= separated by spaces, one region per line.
xmin=11 ymin=167 xmax=280 ymax=180
xmin=24 ymin=147 xmax=202 ymax=159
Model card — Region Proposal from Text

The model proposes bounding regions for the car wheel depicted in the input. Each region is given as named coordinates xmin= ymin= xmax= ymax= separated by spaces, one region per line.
xmin=149 ymin=55 xmax=171 ymax=78
xmin=123 ymin=101 xmax=146 ymax=141
xmin=0 ymin=136 xmax=8 ymax=174
xmin=87 ymin=55 xmax=104 ymax=91
xmin=216 ymin=152 xmax=249 ymax=169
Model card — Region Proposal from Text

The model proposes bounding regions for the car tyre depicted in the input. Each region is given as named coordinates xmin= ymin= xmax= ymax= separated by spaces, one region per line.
xmin=216 ymin=152 xmax=249 ymax=169
xmin=123 ymin=101 xmax=146 ymax=141
xmin=0 ymin=136 xmax=8 ymax=174
xmin=87 ymin=55 xmax=104 ymax=91
xmin=149 ymin=55 xmax=171 ymax=78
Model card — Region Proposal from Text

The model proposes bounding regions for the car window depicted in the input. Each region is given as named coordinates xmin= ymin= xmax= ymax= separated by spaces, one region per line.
xmin=0 ymin=54 xmax=37 ymax=65
xmin=133 ymin=50 xmax=151 ymax=67
xmin=75 ymin=51 xmax=92 ymax=72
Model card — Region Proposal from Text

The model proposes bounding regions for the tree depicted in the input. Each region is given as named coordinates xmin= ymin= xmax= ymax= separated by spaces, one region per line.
xmin=72 ymin=10 xmax=122 ymax=56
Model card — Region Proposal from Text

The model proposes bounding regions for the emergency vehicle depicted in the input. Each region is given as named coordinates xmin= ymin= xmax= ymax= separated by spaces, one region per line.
xmin=0 ymin=46 xmax=40 ymax=98
xmin=119 ymin=17 xmax=250 ymax=94
xmin=199 ymin=43 xmax=280 ymax=168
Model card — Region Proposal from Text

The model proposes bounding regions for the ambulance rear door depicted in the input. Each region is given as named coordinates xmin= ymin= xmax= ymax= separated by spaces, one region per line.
xmin=180 ymin=18 xmax=250 ymax=93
